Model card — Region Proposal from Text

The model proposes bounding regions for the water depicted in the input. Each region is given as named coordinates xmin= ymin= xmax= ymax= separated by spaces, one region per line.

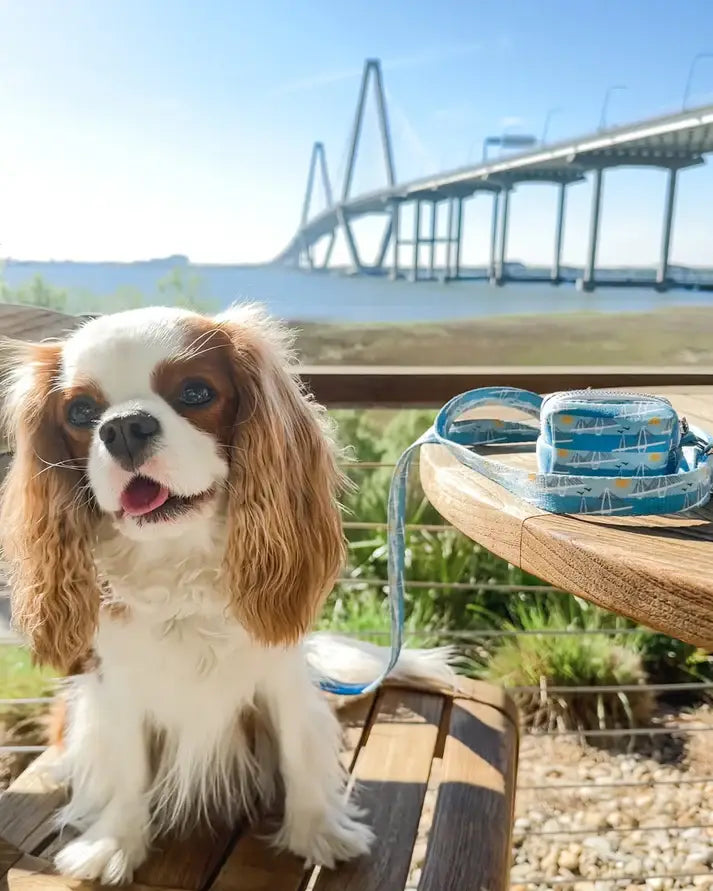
xmin=5 ymin=259 xmax=713 ymax=322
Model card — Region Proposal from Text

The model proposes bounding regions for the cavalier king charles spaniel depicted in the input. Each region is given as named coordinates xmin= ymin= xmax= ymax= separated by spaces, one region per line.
xmin=0 ymin=305 xmax=452 ymax=885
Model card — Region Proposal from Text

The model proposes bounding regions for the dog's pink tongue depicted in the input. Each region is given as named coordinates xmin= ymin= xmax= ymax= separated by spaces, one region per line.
xmin=120 ymin=477 xmax=170 ymax=517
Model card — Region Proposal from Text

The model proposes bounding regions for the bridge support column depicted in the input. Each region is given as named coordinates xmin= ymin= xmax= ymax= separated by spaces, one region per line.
xmin=374 ymin=216 xmax=393 ymax=270
xmin=412 ymin=200 xmax=421 ymax=281
xmin=300 ymin=238 xmax=314 ymax=270
xmin=429 ymin=201 xmax=437 ymax=280
xmin=656 ymin=167 xmax=678 ymax=290
xmin=454 ymin=197 xmax=464 ymax=280
xmin=492 ymin=189 xmax=510 ymax=286
xmin=391 ymin=201 xmax=401 ymax=280
xmin=322 ymin=232 xmax=336 ymax=269
xmin=445 ymin=199 xmax=455 ymax=279
xmin=488 ymin=192 xmax=500 ymax=281
xmin=337 ymin=208 xmax=363 ymax=273
xmin=580 ymin=167 xmax=604 ymax=292
xmin=551 ymin=183 xmax=567 ymax=284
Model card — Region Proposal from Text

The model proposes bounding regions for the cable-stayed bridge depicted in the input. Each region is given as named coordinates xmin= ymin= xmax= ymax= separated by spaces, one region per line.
xmin=275 ymin=59 xmax=713 ymax=291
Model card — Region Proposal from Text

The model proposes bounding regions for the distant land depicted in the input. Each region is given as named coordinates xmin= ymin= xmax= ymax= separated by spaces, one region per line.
xmin=3 ymin=256 xmax=713 ymax=323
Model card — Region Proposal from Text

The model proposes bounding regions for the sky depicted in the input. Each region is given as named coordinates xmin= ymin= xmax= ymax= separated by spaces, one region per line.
xmin=1 ymin=0 xmax=713 ymax=268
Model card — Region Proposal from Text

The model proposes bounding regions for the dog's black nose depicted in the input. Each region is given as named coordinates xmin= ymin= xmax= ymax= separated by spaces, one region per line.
xmin=99 ymin=411 xmax=161 ymax=469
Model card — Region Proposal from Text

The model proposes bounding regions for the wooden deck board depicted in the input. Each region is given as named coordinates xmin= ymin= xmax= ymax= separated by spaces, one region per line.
xmin=0 ymin=752 xmax=66 ymax=852
xmin=133 ymin=827 xmax=238 ymax=890
xmin=313 ymin=688 xmax=443 ymax=891
xmin=418 ymin=689 xmax=518 ymax=891
xmin=420 ymin=389 xmax=713 ymax=648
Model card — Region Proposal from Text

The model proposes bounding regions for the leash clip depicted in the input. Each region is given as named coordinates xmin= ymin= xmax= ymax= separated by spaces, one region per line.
xmin=681 ymin=417 xmax=713 ymax=456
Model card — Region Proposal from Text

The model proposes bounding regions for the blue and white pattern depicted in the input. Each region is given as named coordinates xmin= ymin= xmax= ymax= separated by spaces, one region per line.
xmin=320 ymin=387 xmax=713 ymax=697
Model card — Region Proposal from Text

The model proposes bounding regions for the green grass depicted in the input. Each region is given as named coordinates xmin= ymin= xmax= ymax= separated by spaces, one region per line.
xmin=0 ymin=647 xmax=53 ymax=700
xmin=295 ymin=307 xmax=713 ymax=366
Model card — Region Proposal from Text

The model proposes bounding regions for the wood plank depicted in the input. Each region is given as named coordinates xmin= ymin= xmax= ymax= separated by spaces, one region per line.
xmin=0 ymin=836 xmax=24 ymax=881
xmin=419 ymin=444 xmax=541 ymax=567
xmin=313 ymin=688 xmax=443 ymax=891
xmin=133 ymin=826 xmax=238 ymax=891
xmin=452 ymin=678 xmax=519 ymax=728
xmin=418 ymin=692 xmax=518 ymax=891
xmin=663 ymin=394 xmax=713 ymax=427
xmin=0 ymin=751 xmax=66 ymax=851
xmin=300 ymin=366 xmax=713 ymax=408
xmin=37 ymin=823 xmax=236 ymax=891
xmin=5 ymin=855 xmax=78 ymax=891
xmin=521 ymin=509 xmax=713 ymax=647
xmin=5 ymin=854 xmax=185 ymax=891
xmin=208 ymin=836 xmax=306 ymax=891
xmin=209 ymin=695 xmax=375 ymax=891
xmin=337 ymin=694 xmax=376 ymax=770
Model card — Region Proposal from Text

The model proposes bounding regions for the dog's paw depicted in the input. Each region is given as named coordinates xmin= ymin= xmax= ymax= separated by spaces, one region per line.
xmin=273 ymin=804 xmax=374 ymax=868
xmin=55 ymin=833 xmax=146 ymax=885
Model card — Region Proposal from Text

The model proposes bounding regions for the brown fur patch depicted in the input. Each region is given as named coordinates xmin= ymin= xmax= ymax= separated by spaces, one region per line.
xmin=57 ymin=380 xmax=108 ymax=462
xmin=151 ymin=322 xmax=239 ymax=459
xmin=215 ymin=313 xmax=346 ymax=647
xmin=0 ymin=342 xmax=102 ymax=673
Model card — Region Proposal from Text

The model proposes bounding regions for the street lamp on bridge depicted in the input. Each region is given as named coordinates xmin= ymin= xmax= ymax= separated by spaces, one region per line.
xmin=599 ymin=84 xmax=627 ymax=131
xmin=541 ymin=107 xmax=563 ymax=144
xmin=683 ymin=52 xmax=713 ymax=109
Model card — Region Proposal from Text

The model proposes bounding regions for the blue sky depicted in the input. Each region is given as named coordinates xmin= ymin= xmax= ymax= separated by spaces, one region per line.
xmin=1 ymin=0 xmax=712 ymax=267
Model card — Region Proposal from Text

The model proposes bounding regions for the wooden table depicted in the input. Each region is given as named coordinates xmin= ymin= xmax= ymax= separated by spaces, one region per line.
xmin=420 ymin=388 xmax=713 ymax=650
xmin=0 ymin=680 xmax=518 ymax=891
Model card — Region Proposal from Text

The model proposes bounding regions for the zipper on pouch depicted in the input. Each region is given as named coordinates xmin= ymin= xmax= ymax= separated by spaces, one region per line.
xmin=541 ymin=389 xmax=673 ymax=414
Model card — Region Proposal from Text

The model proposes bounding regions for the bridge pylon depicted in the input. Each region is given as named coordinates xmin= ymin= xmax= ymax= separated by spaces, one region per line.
xmin=297 ymin=142 xmax=334 ymax=269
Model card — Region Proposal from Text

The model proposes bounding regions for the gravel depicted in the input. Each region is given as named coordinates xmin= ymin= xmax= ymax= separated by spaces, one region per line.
xmin=407 ymin=706 xmax=713 ymax=890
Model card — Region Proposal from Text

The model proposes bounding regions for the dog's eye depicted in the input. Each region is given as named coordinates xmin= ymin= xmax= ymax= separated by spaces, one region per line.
xmin=178 ymin=380 xmax=215 ymax=407
xmin=66 ymin=396 xmax=101 ymax=428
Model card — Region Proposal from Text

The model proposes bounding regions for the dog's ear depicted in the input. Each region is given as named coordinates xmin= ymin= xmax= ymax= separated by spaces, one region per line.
xmin=0 ymin=339 xmax=101 ymax=672
xmin=217 ymin=306 xmax=345 ymax=646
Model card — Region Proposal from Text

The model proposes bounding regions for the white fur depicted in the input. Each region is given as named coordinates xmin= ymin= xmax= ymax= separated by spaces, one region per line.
xmin=22 ymin=307 xmax=455 ymax=884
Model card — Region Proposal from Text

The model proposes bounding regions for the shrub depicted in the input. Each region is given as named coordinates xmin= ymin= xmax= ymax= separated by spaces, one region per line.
xmin=481 ymin=599 xmax=654 ymax=735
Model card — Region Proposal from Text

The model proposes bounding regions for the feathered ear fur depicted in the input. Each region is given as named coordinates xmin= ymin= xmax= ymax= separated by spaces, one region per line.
xmin=217 ymin=307 xmax=345 ymax=646
xmin=0 ymin=340 xmax=100 ymax=672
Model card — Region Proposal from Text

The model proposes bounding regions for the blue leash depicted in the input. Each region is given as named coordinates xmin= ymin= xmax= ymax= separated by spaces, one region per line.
xmin=319 ymin=387 xmax=713 ymax=697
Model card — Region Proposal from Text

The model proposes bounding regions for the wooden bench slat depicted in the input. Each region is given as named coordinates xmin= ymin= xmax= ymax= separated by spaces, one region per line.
xmin=0 ymin=836 xmax=25 ymax=881
xmin=337 ymin=695 xmax=376 ymax=770
xmin=132 ymin=826 xmax=238 ymax=891
xmin=6 ymin=854 xmax=185 ymax=891
xmin=313 ymin=688 xmax=443 ymax=891
xmin=0 ymin=750 xmax=66 ymax=852
xmin=6 ymin=855 xmax=77 ymax=891
xmin=209 ymin=836 xmax=307 ymax=891
xmin=418 ymin=689 xmax=518 ymax=891
xmin=209 ymin=695 xmax=376 ymax=891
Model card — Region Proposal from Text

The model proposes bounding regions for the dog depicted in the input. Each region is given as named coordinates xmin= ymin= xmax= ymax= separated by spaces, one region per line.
xmin=0 ymin=304 xmax=453 ymax=884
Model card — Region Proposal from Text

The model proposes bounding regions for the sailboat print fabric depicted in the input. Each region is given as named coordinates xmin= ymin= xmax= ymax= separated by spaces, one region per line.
xmin=399 ymin=387 xmax=713 ymax=518
xmin=537 ymin=391 xmax=680 ymax=476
